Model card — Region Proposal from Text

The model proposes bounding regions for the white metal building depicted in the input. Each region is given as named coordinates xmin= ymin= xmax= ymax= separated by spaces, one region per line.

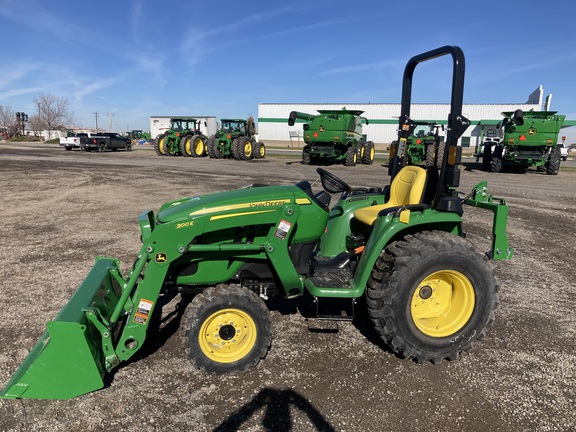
xmin=150 ymin=116 xmax=218 ymax=139
xmin=258 ymin=86 xmax=549 ymax=149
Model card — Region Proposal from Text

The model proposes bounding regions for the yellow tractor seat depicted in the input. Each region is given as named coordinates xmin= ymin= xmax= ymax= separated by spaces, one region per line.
xmin=354 ymin=165 xmax=427 ymax=226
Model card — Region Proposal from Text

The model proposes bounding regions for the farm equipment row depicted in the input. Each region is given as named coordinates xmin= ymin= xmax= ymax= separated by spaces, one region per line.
xmin=154 ymin=117 xmax=266 ymax=161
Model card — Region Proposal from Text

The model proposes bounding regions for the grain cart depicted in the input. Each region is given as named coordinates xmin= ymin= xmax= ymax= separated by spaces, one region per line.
xmin=288 ymin=108 xmax=374 ymax=166
xmin=207 ymin=117 xmax=265 ymax=160
xmin=1 ymin=46 xmax=513 ymax=400
xmin=154 ymin=118 xmax=208 ymax=157
xmin=389 ymin=121 xmax=444 ymax=168
xmin=480 ymin=110 xmax=565 ymax=174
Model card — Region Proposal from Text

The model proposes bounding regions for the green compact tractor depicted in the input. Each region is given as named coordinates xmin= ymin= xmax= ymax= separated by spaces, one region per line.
xmin=207 ymin=117 xmax=265 ymax=160
xmin=288 ymin=108 xmax=374 ymax=166
xmin=480 ymin=110 xmax=565 ymax=174
xmin=1 ymin=46 xmax=513 ymax=400
xmin=154 ymin=118 xmax=208 ymax=158
xmin=389 ymin=122 xmax=444 ymax=169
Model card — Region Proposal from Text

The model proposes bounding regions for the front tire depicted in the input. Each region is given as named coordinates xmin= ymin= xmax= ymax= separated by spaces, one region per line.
xmin=254 ymin=142 xmax=266 ymax=159
xmin=546 ymin=146 xmax=561 ymax=175
xmin=181 ymin=284 xmax=272 ymax=374
xmin=366 ymin=231 xmax=499 ymax=364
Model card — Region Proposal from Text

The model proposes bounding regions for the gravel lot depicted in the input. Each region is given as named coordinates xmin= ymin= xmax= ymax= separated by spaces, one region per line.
xmin=0 ymin=143 xmax=575 ymax=432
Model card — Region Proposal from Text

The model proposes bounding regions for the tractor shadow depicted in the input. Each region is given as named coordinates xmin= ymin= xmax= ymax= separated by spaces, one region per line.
xmin=213 ymin=387 xmax=336 ymax=432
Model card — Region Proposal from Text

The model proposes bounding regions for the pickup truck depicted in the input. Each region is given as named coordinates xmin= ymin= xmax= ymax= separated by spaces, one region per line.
xmin=59 ymin=133 xmax=94 ymax=151
xmin=80 ymin=132 xmax=132 ymax=152
xmin=558 ymin=143 xmax=569 ymax=161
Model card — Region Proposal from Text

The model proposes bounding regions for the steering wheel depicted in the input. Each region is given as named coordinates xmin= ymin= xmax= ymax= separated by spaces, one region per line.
xmin=316 ymin=168 xmax=353 ymax=195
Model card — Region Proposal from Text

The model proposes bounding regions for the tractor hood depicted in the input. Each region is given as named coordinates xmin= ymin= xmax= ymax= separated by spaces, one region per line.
xmin=156 ymin=185 xmax=302 ymax=224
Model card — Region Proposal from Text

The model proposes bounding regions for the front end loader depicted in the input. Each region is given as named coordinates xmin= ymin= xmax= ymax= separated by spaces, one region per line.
xmin=1 ymin=46 xmax=513 ymax=400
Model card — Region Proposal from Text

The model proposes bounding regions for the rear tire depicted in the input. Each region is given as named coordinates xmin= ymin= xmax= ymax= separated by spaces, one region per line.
xmin=366 ymin=231 xmax=499 ymax=364
xmin=236 ymin=136 xmax=253 ymax=160
xmin=207 ymin=136 xmax=221 ymax=159
xmin=363 ymin=141 xmax=375 ymax=165
xmin=425 ymin=143 xmax=436 ymax=167
xmin=154 ymin=135 xmax=166 ymax=156
xmin=181 ymin=284 xmax=272 ymax=374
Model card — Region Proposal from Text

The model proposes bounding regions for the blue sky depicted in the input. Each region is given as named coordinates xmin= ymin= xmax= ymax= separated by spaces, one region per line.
xmin=1 ymin=0 xmax=576 ymax=141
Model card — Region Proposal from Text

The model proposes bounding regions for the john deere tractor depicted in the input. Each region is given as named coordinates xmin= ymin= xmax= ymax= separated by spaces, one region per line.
xmin=1 ymin=46 xmax=513 ymax=400
xmin=207 ymin=117 xmax=265 ymax=160
xmin=288 ymin=108 xmax=374 ymax=166
xmin=479 ymin=109 xmax=565 ymax=174
xmin=389 ymin=121 xmax=444 ymax=169
xmin=154 ymin=118 xmax=208 ymax=157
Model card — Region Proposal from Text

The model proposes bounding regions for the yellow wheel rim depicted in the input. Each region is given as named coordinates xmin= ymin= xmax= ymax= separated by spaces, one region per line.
xmin=193 ymin=138 xmax=204 ymax=156
xmin=199 ymin=308 xmax=257 ymax=363
xmin=184 ymin=137 xmax=192 ymax=155
xmin=158 ymin=137 xmax=166 ymax=154
xmin=244 ymin=142 xmax=252 ymax=158
xmin=353 ymin=152 xmax=357 ymax=164
xmin=259 ymin=145 xmax=265 ymax=157
xmin=370 ymin=146 xmax=375 ymax=160
xmin=410 ymin=270 xmax=475 ymax=338
xmin=360 ymin=146 xmax=365 ymax=158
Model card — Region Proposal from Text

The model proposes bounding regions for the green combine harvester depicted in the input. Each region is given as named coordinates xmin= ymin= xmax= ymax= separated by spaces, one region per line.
xmin=154 ymin=118 xmax=208 ymax=157
xmin=479 ymin=109 xmax=565 ymax=174
xmin=288 ymin=108 xmax=374 ymax=166
xmin=1 ymin=46 xmax=514 ymax=400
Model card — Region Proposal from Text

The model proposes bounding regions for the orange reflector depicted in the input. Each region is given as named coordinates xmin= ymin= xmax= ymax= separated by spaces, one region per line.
xmin=313 ymin=132 xmax=318 ymax=138
xmin=416 ymin=139 xmax=422 ymax=144
xmin=354 ymin=246 xmax=365 ymax=254
xmin=334 ymin=135 xmax=339 ymax=142
xmin=227 ymin=134 xmax=231 ymax=139
xmin=448 ymin=146 xmax=458 ymax=165
xmin=519 ymin=135 xmax=526 ymax=141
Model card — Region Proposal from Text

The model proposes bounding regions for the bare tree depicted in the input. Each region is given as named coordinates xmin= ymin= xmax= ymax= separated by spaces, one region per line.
xmin=0 ymin=105 xmax=18 ymax=138
xmin=33 ymin=94 xmax=74 ymax=139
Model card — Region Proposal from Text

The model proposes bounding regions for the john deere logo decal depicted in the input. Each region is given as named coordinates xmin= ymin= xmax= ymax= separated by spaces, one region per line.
xmin=319 ymin=126 xmax=325 ymax=132
xmin=155 ymin=253 xmax=167 ymax=263
xmin=528 ymin=127 xmax=537 ymax=135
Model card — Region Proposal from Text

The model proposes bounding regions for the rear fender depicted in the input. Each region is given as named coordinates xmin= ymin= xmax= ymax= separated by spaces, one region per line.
xmin=351 ymin=209 xmax=462 ymax=296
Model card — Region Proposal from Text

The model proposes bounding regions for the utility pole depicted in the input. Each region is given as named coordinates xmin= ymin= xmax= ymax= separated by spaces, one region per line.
xmin=108 ymin=113 xmax=113 ymax=132
xmin=94 ymin=112 xmax=99 ymax=133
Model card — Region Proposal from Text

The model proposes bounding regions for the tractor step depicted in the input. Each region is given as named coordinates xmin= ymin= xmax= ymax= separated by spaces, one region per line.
xmin=309 ymin=270 xmax=351 ymax=288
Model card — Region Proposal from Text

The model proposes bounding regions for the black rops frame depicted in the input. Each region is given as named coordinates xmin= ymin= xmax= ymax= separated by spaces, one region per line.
xmin=389 ymin=45 xmax=470 ymax=214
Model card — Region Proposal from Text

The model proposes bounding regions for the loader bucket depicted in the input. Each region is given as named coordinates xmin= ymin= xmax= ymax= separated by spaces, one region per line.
xmin=0 ymin=258 xmax=123 ymax=399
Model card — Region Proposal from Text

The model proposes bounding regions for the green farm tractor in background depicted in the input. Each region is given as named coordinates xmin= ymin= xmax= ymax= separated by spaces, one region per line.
xmin=479 ymin=110 xmax=565 ymax=174
xmin=1 ymin=46 xmax=514 ymax=400
xmin=288 ymin=108 xmax=375 ymax=166
xmin=207 ymin=117 xmax=266 ymax=160
xmin=389 ymin=121 xmax=444 ymax=169
xmin=154 ymin=118 xmax=208 ymax=158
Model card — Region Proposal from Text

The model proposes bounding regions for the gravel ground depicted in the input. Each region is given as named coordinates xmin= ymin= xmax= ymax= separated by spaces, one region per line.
xmin=0 ymin=143 xmax=575 ymax=432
